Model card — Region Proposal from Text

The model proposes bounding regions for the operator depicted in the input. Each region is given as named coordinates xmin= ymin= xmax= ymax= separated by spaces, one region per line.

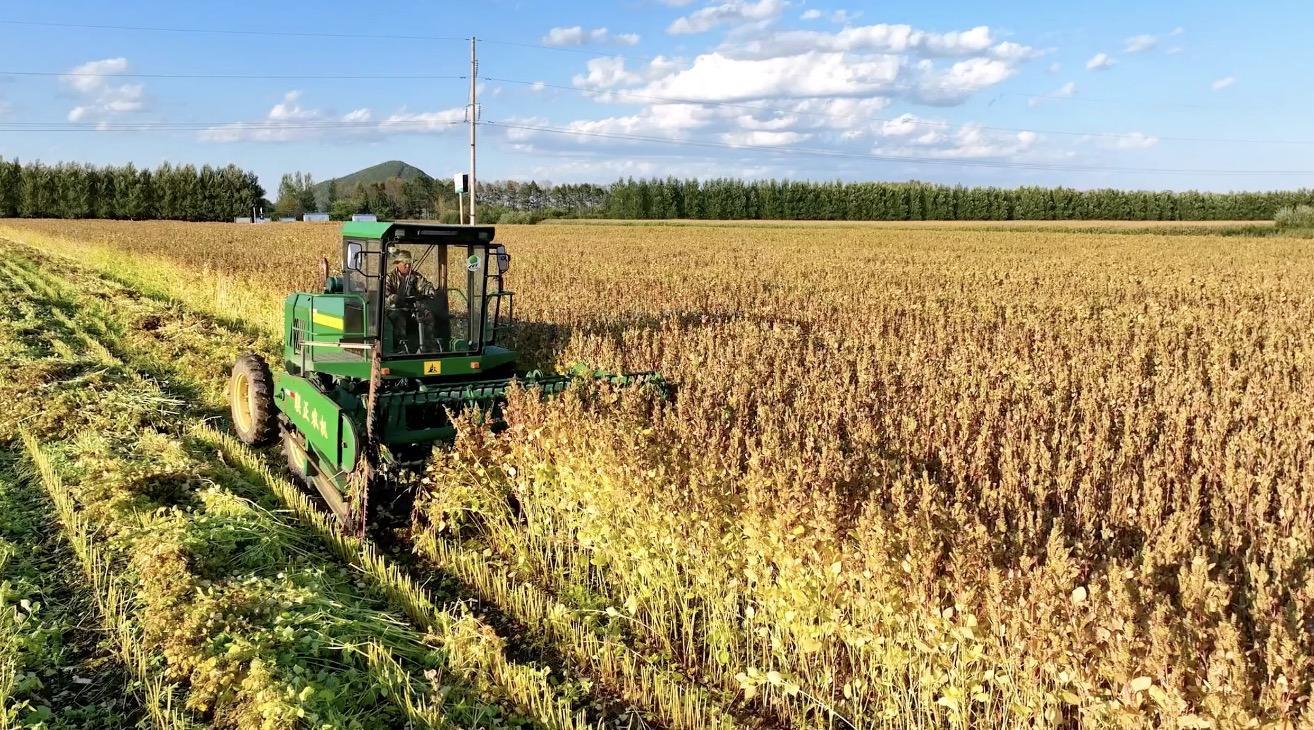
xmin=384 ymin=249 xmax=439 ymax=352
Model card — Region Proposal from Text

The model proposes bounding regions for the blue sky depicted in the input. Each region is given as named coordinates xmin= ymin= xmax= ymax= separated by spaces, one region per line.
xmin=0 ymin=0 xmax=1309 ymax=194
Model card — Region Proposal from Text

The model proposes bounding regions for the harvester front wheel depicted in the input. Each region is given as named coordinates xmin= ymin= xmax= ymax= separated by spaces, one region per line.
xmin=229 ymin=353 xmax=277 ymax=446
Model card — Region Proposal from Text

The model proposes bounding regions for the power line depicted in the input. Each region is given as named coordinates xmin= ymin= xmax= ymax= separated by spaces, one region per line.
xmin=0 ymin=120 xmax=465 ymax=132
xmin=479 ymin=119 xmax=1314 ymax=177
xmin=478 ymin=38 xmax=662 ymax=64
xmin=4 ymin=70 xmax=467 ymax=81
xmin=0 ymin=19 xmax=466 ymax=42
xmin=0 ymin=19 xmax=659 ymax=64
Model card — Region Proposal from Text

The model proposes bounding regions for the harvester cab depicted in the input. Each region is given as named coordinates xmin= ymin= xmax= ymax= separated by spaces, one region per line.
xmin=227 ymin=221 xmax=662 ymax=531
xmin=317 ymin=222 xmax=513 ymax=369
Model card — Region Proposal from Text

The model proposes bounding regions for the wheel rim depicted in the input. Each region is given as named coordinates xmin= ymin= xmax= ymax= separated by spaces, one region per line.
xmin=232 ymin=371 xmax=253 ymax=433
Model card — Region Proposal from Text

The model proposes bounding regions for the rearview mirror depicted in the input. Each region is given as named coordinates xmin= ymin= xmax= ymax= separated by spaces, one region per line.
xmin=345 ymin=242 xmax=363 ymax=272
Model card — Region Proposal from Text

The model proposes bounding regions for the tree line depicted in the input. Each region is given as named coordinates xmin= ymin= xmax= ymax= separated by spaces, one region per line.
xmin=597 ymin=178 xmax=1314 ymax=222
xmin=294 ymin=177 xmax=611 ymax=222
xmin=6 ymin=157 xmax=1314 ymax=222
xmin=0 ymin=159 xmax=265 ymax=221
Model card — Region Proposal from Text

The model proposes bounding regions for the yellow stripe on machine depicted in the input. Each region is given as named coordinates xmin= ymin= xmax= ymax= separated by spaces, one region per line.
xmin=311 ymin=310 xmax=344 ymax=330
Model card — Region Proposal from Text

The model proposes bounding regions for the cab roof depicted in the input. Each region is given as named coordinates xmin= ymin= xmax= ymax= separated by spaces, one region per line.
xmin=340 ymin=221 xmax=497 ymax=244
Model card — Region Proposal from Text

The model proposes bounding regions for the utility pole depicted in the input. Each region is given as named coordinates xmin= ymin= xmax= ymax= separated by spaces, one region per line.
xmin=468 ymin=36 xmax=478 ymax=225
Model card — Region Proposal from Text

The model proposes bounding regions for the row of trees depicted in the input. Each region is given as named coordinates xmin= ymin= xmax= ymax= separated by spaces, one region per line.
xmin=273 ymin=172 xmax=318 ymax=219
xmin=6 ymin=158 xmax=1314 ymax=223
xmin=302 ymin=178 xmax=611 ymax=221
xmin=477 ymin=181 xmax=610 ymax=215
xmin=0 ymin=159 xmax=265 ymax=221
xmin=323 ymin=177 xmax=448 ymax=221
xmin=599 ymin=178 xmax=1314 ymax=222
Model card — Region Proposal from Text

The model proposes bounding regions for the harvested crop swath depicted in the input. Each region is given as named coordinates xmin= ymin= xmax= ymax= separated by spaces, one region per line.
xmin=0 ymin=447 xmax=150 ymax=729
xmin=3 ymin=219 xmax=1313 ymax=727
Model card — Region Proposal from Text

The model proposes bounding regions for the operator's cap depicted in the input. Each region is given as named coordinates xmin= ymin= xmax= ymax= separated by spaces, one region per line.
xmin=394 ymin=249 xmax=413 ymax=264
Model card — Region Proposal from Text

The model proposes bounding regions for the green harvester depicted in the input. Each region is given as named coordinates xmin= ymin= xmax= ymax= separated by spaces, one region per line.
xmin=227 ymin=221 xmax=662 ymax=529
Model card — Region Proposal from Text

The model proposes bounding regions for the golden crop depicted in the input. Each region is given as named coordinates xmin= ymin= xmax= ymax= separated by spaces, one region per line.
xmin=4 ymin=218 xmax=1313 ymax=728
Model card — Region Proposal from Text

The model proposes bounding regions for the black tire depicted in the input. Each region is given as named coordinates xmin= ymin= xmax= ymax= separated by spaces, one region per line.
xmin=229 ymin=353 xmax=278 ymax=446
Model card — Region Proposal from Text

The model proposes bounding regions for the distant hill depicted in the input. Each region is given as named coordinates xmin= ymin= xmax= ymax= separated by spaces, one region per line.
xmin=315 ymin=160 xmax=431 ymax=208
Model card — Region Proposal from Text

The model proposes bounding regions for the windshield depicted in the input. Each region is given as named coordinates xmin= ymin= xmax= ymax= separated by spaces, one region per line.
xmin=341 ymin=237 xmax=497 ymax=358
xmin=380 ymin=243 xmax=487 ymax=356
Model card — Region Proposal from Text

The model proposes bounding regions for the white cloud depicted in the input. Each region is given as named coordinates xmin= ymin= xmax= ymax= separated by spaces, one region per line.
xmin=60 ymin=57 xmax=147 ymax=122
xmin=566 ymin=23 xmax=1028 ymax=114
xmin=497 ymin=115 xmax=550 ymax=145
xmin=873 ymin=118 xmax=1039 ymax=159
xmin=542 ymin=26 xmax=640 ymax=46
xmin=641 ymin=51 xmax=902 ymax=102
xmin=529 ymin=81 xmax=547 ymax=93
xmin=201 ymin=91 xmax=323 ymax=142
xmin=266 ymin=90 xmax=317 ymax=121
xmin=516 ymin=158 xmax=665 ymax=181
xmin=668 ymin=0 xmax=784 ymax=35
xmin=880 ymin=113 xmax=930 ymax=137
xmin=1085 ymin=52 xmax=1115 ymax=71
xmin=530 ymin=17 xmax=1040 ymax=164
xmin=572 ymin=103 xmax=717 ymax=137
xmin=1027 ymin=81 xmax=1076 ymax=107
xmin=1123 ymin=34 xmax=1157 ymax=53
xmin=501 ymin=103 xmax=719 ymax=150
xmin=200 ymin=90 xmax=463 ymax=142
xmin=728 ymin=23 xmax=1028 ymax=59
xmin=801 ymin=8 xmax=822 ymax=20
xmin=721 ymin=130 xmax=809 ymax=146
xmin=913 ymin=57 xmax=1018 ymax=105
xmin=1169 ymin=26 xmax=1185 ymax=36
xmin=1211 ymin=75 xmax=1236 ymax=91
xmin=1106 ymin=131 xmax=1158 ymax=150
xmin=572 ymin=57 xmax=642 ymax=89
xmin=795 ymin=96 xmax=893 ymax=130
xmin=1048 ymin=62 xmax=1061 ymax=74
xmin=735 ymin=112 xmax=799 ymax=130
xmin=543 ymin=26 xmax=587 ymax=45
xmin=342 ymin=108 xmax=372 ymax=123
xmin=378 ymin=108 xmax=465 ymax=132
xmin=62 ymin=57 xmax=128 ymax=93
